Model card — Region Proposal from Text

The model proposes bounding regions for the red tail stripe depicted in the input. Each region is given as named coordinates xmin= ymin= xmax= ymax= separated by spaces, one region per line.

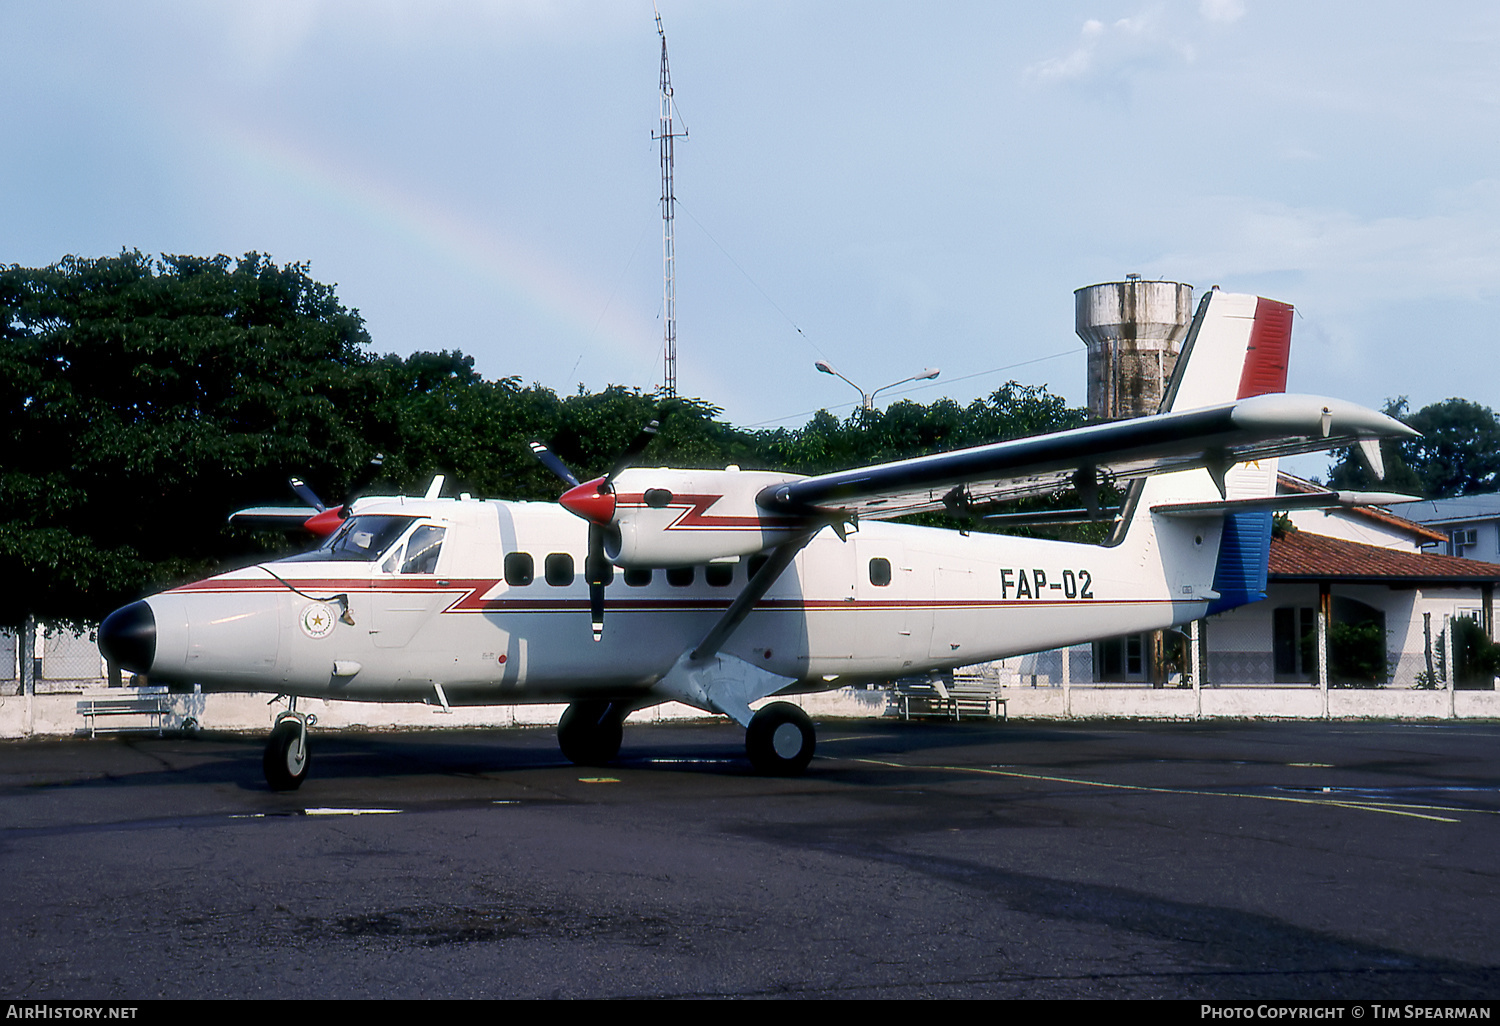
xmin=1237 ymin=298 xmax=1294 ymax=399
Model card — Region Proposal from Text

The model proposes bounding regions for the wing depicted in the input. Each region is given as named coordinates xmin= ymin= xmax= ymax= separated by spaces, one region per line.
xmin=228 ymin=504 xmax=346 ymax=537
xmin=755 ymin=392 xmax=1417 ymax=520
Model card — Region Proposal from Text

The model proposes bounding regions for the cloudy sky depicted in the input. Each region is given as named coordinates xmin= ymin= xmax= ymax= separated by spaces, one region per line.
xmin=4 ymin=1 xmax=1498 ymax=438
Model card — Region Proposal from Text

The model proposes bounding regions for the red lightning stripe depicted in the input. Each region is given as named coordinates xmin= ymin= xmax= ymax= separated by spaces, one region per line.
xmin=162 ymin=575 xmax=1176 ymax=615
xmin=613 ymin=493 xmax=804 ymax=532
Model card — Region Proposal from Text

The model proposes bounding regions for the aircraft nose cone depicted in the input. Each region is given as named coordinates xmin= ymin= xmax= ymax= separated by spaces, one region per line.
xmin=99 ymin=601 xmax=156 ymax=675
xmin=558 ymin=478 xmax=617 ymax=525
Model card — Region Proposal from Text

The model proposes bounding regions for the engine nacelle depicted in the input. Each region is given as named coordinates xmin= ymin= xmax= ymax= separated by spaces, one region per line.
xmin=603 ymin=467 xmax=808 ymax=567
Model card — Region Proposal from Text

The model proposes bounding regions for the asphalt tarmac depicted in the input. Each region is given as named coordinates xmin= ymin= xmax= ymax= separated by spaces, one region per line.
xmin=1 ymin=718 xmax=1498 ymax=1000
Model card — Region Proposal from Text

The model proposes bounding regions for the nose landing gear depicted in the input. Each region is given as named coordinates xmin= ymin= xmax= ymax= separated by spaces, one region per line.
xmin=264 ymin=701 xmax=316 ymax=791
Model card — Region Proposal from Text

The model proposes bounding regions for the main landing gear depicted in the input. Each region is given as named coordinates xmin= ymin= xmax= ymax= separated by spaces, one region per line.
xmin=745 ymin=702 xmax=816 ymax=775
xmin=557 ymin=699 xmax=817 ymax=775
xmin=557 ymin=701 xmax=626 ymax=766
xmin=264 ymin=701 xmax=316 ymax=791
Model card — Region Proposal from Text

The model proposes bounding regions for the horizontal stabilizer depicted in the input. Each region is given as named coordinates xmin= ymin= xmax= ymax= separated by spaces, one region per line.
xmin=1152 ymin=490 xmax=1421 ymax=518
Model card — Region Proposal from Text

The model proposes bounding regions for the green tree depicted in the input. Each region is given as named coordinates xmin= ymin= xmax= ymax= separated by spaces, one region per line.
xmin=0 ymin=251 xmax=376 ymax=626
xmin=0 ymin=250 xmax=1092 ymax=627
xmin=1328 ymin=397 xmax=1500 ymax=497
xmin=756 ymin=382 xmax=1084 ymax=476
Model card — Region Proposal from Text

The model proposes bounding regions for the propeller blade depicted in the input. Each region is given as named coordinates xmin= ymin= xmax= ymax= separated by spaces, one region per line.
xmin=585 ymin=524 xmax=611 ymax=642
xmin=605 ymin=417 xmax=660 ymax=484
xmin=288 ymin=477 xmax=326 ymax=512
xmin=589 ymin=582 xmax=605 ymax=643
xmin=529 ymin=441 xmax=580 ymax=488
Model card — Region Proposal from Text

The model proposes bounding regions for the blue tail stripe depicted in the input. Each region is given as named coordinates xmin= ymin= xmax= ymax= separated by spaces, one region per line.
xmin=1206 ymin=510 xmax=1273 ymax=616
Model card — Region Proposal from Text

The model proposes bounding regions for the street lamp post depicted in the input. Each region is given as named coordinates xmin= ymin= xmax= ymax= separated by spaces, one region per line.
xmin=815 ymin=360 xmax=940 ymax=410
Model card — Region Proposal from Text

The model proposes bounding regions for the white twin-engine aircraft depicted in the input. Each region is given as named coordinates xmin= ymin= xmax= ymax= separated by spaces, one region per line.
xmin=99 ymin=291 xmax=1416 ymax=790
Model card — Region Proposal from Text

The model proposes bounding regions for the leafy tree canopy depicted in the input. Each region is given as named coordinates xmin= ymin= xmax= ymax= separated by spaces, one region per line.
xmin=1327 ymin=397 xmax=1500 ymax=498
xmin=2 ymin=251 xmax=1084 ymax=627
xmin=1 ymin=250 xmax=375 ymax=625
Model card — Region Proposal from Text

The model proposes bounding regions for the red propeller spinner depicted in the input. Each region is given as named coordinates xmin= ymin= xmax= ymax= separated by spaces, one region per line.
xmin=558 ymin=479 xmax=617 ymax=526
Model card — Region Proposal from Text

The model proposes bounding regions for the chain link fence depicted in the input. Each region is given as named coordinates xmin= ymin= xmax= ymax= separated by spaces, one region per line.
xmin=0 ymin=629 xmax=16 ymax=694
xmin=38 ymin=626 xmax=108 ymax=692
xmin=2 ymin=622 xmax=112 ymax=695
xmin=955 ymin=605 xmax=1496 ymax=692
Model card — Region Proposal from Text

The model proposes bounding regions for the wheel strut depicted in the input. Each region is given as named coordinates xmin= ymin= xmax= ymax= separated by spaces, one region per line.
xmin=264 ymin=697 xmax=313 ymax=791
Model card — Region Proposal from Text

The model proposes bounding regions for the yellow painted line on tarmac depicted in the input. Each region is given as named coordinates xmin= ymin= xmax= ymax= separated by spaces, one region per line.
xmin=846 ymin=757 xmax=1467 ymax=823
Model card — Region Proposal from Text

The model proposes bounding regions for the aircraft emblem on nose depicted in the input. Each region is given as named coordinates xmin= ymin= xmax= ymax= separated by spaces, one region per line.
xmin=301 ymin=603 xmax=336 ymax=639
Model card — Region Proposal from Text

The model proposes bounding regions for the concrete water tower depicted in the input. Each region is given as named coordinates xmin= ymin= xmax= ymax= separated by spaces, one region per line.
xmin=1074 ymin=276 xmax=1194 ymax=421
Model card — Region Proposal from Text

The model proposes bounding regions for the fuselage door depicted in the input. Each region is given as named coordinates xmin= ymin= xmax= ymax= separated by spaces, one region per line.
xmin=371 ymin=522 xmax=451 ymax=649
xmin=854 ymin=537 xmax=926 ymax=671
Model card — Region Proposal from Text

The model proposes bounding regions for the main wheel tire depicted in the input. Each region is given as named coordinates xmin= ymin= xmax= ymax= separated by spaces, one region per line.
xmin=263 ymin=720 xmax=310 ymax=791
xmin=557 ymin=701 xmax=624 ymax=766
xmin=745 ymin=702 xmax=815 ymax=776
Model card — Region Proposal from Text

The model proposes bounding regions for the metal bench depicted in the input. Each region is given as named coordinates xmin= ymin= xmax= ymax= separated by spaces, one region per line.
xmin=950 ymin=684 xmax=1007 ymax=721
xmin=894 ymin=679 xmax=1007 ymax=721
xmin=77 ymin=696 xmax=169 ymax=737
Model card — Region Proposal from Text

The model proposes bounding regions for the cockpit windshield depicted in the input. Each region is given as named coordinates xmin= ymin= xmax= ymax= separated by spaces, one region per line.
xmin=282 ymin=515 xmax=418 ymax=562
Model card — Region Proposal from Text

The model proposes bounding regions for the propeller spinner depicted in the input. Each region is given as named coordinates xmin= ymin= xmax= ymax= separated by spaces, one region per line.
xmin=288 ymin=455 xmax=387 ymax=537
xmin=530 ymin=416 xmax=661 ymax=641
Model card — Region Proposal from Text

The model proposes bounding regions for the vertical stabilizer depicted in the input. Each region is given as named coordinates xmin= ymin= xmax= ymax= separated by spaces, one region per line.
xmin=1121 ymin=292 xmax=1295 ymax=614
xmin=1151 ymin=291 xmax=1294 ymax=611
xmin=1161 ymin=292 xmax=1294 ymax=413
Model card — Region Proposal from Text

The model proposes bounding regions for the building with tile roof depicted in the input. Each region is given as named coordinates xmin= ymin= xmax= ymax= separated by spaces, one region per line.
xmin=1199 ymin=483 xmax=1500 ymax=689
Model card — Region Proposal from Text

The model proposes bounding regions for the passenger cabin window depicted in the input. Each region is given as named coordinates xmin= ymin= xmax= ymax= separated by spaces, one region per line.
xmin=624 ymin=567 xmax=653 ymax=587
xmin=545 ymin=552 xmax=575 ymax=586
xmin=705 ymin=563 xmax=734 ymax=587
xmin=747 ymin=554 xmax=770 ymax=580
xmin=505 ymin=552 xmax=534 ymax=586
xmin=666 ymin=566 xmax=694 ymax=587
xmin=869 ymin=557 xmax=892 ymax=587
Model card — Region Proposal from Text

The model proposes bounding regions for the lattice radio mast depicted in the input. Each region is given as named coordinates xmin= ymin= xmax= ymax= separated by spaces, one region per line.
xmin=654 ymin=9 xmax=685 ymax=397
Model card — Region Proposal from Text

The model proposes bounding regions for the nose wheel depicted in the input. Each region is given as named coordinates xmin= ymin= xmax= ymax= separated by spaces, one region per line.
xmin=264 ymin=709 xmax=313 ymax=791
xmin=745 ymin=702 xmax=815 ymax=775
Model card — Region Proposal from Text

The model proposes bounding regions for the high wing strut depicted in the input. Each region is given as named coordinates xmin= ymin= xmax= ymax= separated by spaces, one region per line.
xmin=654 ymin=530 xmax=820 ymax=727
xmin=691 ymin=531 xmax=817 ymax=662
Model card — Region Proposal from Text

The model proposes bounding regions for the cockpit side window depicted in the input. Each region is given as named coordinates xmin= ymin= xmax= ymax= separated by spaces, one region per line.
xmin=400 ymin=525 xmax=446 ymax=574
xmin=284 ymin=515 xmax=417 ymax=563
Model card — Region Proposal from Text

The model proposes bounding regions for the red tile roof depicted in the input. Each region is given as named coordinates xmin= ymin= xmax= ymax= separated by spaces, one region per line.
xmin=1270 ymin=530 xmax=1500 ymax=582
